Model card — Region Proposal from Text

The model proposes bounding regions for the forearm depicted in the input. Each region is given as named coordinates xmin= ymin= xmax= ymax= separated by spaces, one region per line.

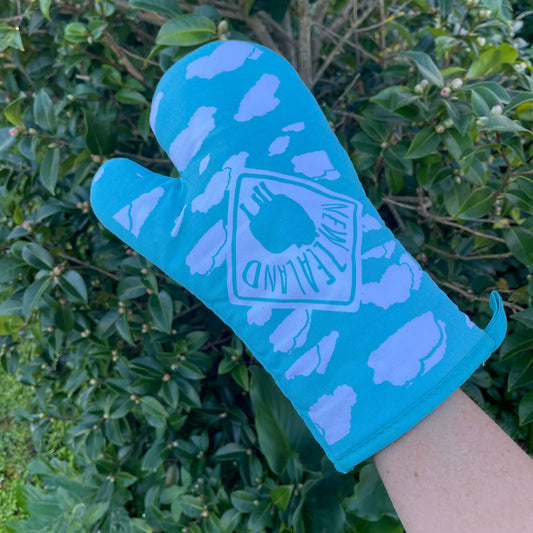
xmin=374 ymin=389 xmax=533 ymax=533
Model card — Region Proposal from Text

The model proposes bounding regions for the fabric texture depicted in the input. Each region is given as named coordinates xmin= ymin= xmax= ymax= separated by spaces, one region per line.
xmin=90 ymin=40 xmax=507 ymax=473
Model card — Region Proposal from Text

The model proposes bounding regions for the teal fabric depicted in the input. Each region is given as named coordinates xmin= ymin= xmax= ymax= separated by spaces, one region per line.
xmin=90 ymin=40 xmax=507 ymax=473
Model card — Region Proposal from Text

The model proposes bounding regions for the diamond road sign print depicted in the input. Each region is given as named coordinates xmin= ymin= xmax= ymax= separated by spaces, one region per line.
xmin=227 ymin=173 xmax=363 ymax=310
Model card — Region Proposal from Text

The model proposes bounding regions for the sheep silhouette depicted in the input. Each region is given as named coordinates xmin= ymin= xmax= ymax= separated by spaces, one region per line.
xmin=239 ymin=181 xmax=318 ymax=254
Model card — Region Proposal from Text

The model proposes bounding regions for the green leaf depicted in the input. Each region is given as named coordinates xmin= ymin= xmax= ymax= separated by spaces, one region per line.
xmin=108 ymin=398 xmax=134 ymax=419
xmin=0 ymin=315 xmax=24 ymax=338
xmin=255 ymin=423 xmax=290 ymax=477
xmin=84 ymin=111 xmax=117 ymax=155
xmin=399 ymin=51 xmax=444 ymax=87
xmin=511 ymin=308 xmax=533 ymax=329
xmin=162 ymin=488 xmax=184 ymax=521
xmin=231 ymin=490 xmax=259 ymax=513
xmin=87 ymin=20 xmax=108 ymax=40
xmin=218 ymin=356 xmax=237 ymax=375
xmin=116 ymin=88 xmax=147 ymax=105
xmin=504 ymin=227 xmax=533 ymax=267
xmin=508 ymin=353 xmax=533 ymax=390
xmin=176 ymin=359 xmax=205 ymax=380
xmin=186 ymin=330 xmax=209 ymax=351
xmin=149 ymin=291 xmax=173 ymax=332
xmin=443 ymin=99 xmax=472 ymax=136
xmin=443 ymin=181 xmax=471 ymax=217
xmin=470 ymin=81 xmax=511 ymax=104
xmin=437 ymin=0 xmax=453 ymax=17
xmin=0 ymin=127 xmax=16 ymax=152
xmin=130 ymin=356 xmax=164 ymax=379
xmin=471 ymin=89 xmax=491 ymax=117
xmin=356 ymin=517 xmax=404 ymax=533
xmin=248 ymin=500 xmax=273 ymax=531
xmin=176 ymin=377 xmax=201 ymax=407
xmin=85 ymin=501 xmax=110 ymax=526
xmin=244 ymin=0 xmax=257 ymax=18
xmin=141 ymin=438 xmax=168 ymax=471
xmin=345 ymin=463 xmax=397 ymax=520
xmin=456 ymin=187 xmax=494 ymax=219
xmin=441 ymin=66 xmax=467 ymax=77
xmin=33 ymin=89 xmax=56 ymax=131
xmin=466 ymin=44 xmax=518 ymax=78
xmin=385 ymin=166 xmax=404 ymax=194
xmin=180 ymin=495 xmax=205 ymax=518
xmin=156 ymin=14 xmax=216 ymax=47
xmin=370 ymin=86 xmax=417 ymax=111
xmin=116 ymin=314 xmax=134 ymax=344
xmin=0 ymin=23 xmax=24 ymax=51
xmin=231 ymin=363 xmax=249 ymax=391
xmin=435 ymin=35 xmax=460 ymax=58
xmin=22 ymin=277 xmax=52 ymax=317
xmin=270 ymin=485 xmax=293 ymax=511
xmin=214 ymin=443 xmax=248 ymax=461
xmin=506 ymin=189 xmax=533 ymax=215
xmin=55 ymin=302 xmax=74 ymax=331
xmin=220 ymin=509 xmax=242 ymax=532
xmin=5 ymin=97 xmax=23 ymax=126
xmin=22 ymin=243 xmax=55 ymax=270
xmin=0 ymin=294 xmax=23 ymax=316
xmin=249 ymin=367 xmax=323 ymax=475
xmin=117 ymin=276 xmax=146 ymax=299
xmin=503 ymin=136 xmax=527 ymax=165
xmin=360 ymin=116 xmax=389 ymax=142
xmin=160 ymin=378 xmax=179 ymax=408
xmin=39 ymin=147 xmax=60 ymax=194
xmin=129 ymin=0 xmax=182 ymax=17
xmin=0 ymin=258 xmax=26 ymax=282
xmin=518 ymin=391 xmax=533 ymax=426
xmin=96 ymin=309 xmax=120 ymax=338
xmin=482 ymin=0 xmax=502 ymax=11
xmin=470 ymin=368 xmax=492 ymax=388
xmin=505 ymin=92 xmax=533 ymax=113
xmin=13 ymin=206 xmax=24 ymax=225
xmin=383 ymin=144 xmax=412 ymax=173
xmin=57 ymin=270 xmax=88 ymax=303
xmin=138 ymin=108 xmax=151 ymax=140
xmin=39 ymin=0 xmax=52 ymax=19
xmin=194 ymin=5 xmax=221 ymax=21
xmin=464 ymin=157 xmax=487 ymax=187
xmin=130 ymin=519 xmax=153 ymax=532
xmin=18 ymin=135 xmax=38 ymax=160
xmin=298 ymin=476 xmax=346 ymax=533
xmin=115 ymin=472 xmax=138 ymax=488
xmin=481 ymin=115 xmax=533 ymax=137
xmin=499 ymin=338 xmax=533 ymax=361
xmin=64 ymin=369 xmax=88 ymax=394
xmin=64 ymin=22 xmax=89 ymax=44
xmin=140 ymin=396 xmax=168 ymax=428
xmin=405 ymin=127 xmax=440 ymax=159
xmin=443 ymin=128 xmax=473 ymax=160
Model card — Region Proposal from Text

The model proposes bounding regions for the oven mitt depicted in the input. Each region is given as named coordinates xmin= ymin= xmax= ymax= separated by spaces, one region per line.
xmin=90 ymin=40 xmax=507 ymax=473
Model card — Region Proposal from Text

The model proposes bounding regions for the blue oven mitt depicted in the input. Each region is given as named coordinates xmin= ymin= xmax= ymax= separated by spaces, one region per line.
xmin=90 ymin=40 xmax=507 ymax=473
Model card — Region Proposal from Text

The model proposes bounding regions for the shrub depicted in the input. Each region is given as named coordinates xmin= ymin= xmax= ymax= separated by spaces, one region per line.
xmin=0 ymin=369 xmax=33 ymax=529
xmin=0 ymin=0 xmax=532 ymax=531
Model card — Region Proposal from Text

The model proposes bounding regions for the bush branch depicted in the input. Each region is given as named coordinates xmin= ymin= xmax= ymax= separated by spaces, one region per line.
xmin=429 ymin=274 xmax=524 ymax=313
xmin=102 ymin=30 xmax=149 ymax=87
xmin=297 ymin=0 xmax=313 ymax=87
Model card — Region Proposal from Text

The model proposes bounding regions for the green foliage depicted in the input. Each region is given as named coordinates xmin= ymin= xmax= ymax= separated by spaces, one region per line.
xmin=0 ymin=0 xmax=532 ymax=531
xmin=0 ymin=369 xmax=33 ymax=529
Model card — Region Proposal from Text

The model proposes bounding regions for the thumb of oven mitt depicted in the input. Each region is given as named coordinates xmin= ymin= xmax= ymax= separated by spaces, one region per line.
xmin=90 ymin=40 xmax=507 ymax=473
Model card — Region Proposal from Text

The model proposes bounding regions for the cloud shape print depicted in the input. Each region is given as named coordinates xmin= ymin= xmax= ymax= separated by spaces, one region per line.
xmin=234 ymin=74 xmax=280 ymax=122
